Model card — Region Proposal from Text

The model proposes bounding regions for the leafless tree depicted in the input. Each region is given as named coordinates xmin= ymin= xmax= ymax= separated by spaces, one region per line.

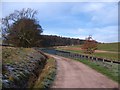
xmin=81 ymin=35 xmax=97 ymax=54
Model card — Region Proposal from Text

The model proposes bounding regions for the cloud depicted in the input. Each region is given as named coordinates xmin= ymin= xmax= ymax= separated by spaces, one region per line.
xmin=1 ymin=0 xmax=119 ymax=2
xmin=76 ymin=26 xmax=118 ymax=43
xmin=71 ymin=3 xmax=104 ymax=14
xmin=43 ymin=25 xmax=118 ymax=43
xmin=1 ymin=2 xmax=118 ymax=43
xmin=91 ymin=3 xmax=117 ymax=26
xmin=2 ymin=2 xmax=117 ymax=26
xmin=70 ymin=2 xmax=117 ymax=26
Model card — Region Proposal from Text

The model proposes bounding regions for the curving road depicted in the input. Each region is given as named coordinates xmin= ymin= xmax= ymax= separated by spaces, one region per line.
xmin=50 ymin=55 xmax=118 ymax=88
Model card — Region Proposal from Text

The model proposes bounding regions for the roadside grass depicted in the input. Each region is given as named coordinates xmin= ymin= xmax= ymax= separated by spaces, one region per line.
xmin=33 ymin=57 xmax=56 ymax=88
xmin=57 ymin=48 xmax=119 ymax=61
xmin=93 ymin=52 xmax=119 ymax=60
xmin=75 ymin=59 xmax=119 ymax=83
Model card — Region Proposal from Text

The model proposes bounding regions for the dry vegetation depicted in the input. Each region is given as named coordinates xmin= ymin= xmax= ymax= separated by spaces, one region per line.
xmin=33 ymin=56 xmax=56 ymax=88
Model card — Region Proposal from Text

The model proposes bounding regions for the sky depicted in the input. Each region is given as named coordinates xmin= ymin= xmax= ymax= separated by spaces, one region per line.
xmin=1 ymin=1 xmax=119 ymax=43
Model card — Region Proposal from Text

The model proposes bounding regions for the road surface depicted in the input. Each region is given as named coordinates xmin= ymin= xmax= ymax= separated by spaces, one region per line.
xmin=50 ymin=55 xmax=118 ymax=88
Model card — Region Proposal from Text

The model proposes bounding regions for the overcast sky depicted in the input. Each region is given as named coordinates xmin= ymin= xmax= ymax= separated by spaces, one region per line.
xmin=1 ymin=1 xmax=119 ymax=43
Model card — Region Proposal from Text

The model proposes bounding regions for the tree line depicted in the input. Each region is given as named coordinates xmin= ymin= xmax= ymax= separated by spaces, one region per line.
xmin=41 ymin=35 xmax=84 ymax=47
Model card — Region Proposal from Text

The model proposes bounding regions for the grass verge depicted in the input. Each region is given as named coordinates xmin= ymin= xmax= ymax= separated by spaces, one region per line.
xmin=75 ymin=59 xmax=119 ymax=83
xmin=33 ymin=57 xmax=56 ymax=88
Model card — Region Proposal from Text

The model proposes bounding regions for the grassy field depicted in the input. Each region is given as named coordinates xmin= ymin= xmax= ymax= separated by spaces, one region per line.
xmin=56 ymin=42 xmax=119 ymax=61
xmin=75 ymin=59 xmax=119 ymax=83
xmin=59 ymin=49 xmax=118 ymax=61
xmin=97 ymin=42 xmax=119 ymax=52
xmin=57 ymin=42 xmax=119 ymax=52
xmin=33 ymin=57 xmax=56 ymax=88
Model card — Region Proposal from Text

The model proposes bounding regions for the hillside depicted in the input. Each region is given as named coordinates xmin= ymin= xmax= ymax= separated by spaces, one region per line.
xmin=2 ymin=47 xmax=47 ymax=88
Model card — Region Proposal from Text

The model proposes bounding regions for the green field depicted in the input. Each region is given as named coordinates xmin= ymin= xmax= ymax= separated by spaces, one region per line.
xmin=61 ymin=42 xmax=119 ymax=52
xmin=56 ymin=42 xmax=120 ymax=61
xmin=97 ymin=42 xmax=119 ymax=52
xmin=59 ymin=49 xmax=119 ymax=61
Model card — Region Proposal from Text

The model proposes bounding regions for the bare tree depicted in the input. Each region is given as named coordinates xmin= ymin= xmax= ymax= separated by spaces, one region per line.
xmin=81 ymin=35 xmax=97 ymax=54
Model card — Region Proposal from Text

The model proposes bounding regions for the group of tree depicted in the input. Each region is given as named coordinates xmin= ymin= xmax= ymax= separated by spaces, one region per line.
xmin=41 ymin=35 xmax=84 ymax=47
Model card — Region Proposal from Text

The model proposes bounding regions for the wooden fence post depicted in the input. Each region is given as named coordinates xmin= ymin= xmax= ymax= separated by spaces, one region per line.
xmin=111 ymin=61 xmax=113 ymax=68
xmin=103 ymin=59 xmax=106 ymax=67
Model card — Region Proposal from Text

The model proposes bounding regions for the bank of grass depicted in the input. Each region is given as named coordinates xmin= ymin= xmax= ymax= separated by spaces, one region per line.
xmin=2 ymin=46 xmax=37 ymax=64
xmin=75 ymin=59 xmax=119 ymax=83
xmin=2 ymin=46 xmax=48 ymax=88
xmin=33 ymin=57 xmax=56 ymax=88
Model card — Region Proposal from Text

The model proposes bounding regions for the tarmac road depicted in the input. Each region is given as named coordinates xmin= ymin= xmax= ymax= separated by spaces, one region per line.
xmin=50 ymin=55 xmax=118 ymax=88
